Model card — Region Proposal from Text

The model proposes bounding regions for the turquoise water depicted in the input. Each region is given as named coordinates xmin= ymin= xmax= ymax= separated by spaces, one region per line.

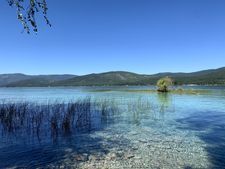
xmin=0 ymin=86 xmax=225 ymax=168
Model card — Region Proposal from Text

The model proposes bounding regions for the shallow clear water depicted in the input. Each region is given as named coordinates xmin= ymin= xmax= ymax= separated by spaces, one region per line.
xmin=0 ymin=86 xmax=225 ymax=169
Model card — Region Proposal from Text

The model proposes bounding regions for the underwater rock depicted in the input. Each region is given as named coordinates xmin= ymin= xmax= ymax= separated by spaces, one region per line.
xmin=74 ymin=154 xmax=88 ymax=161
xmin=106 ymin=152 xmax=117 ymax=160
xmin=134 ymin=156 xmax=142 ymax=160
xmin=125 ymin=153 xmax=135 ymax=159
xmin=138 ymin=139 xmax=148 ymax=143
xmin=132 ymin=147 xmax=138 ymax=151
xmin=88 ymin=155 xmax=99 ymax=161
xmin=129 ymin=131 xmax=139 ymax=136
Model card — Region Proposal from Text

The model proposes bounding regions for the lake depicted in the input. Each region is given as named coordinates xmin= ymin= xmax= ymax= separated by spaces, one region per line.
xmin=0 ymin=86 xmax=225 ymax=169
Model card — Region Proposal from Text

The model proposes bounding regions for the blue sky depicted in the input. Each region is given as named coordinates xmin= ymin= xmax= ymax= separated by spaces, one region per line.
xmin=0 ymin=0 xmax=225 ymax=75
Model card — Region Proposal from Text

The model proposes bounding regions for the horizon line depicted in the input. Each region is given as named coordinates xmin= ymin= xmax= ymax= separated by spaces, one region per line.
xmin=0 ymin=66 xmax=224 ymax=76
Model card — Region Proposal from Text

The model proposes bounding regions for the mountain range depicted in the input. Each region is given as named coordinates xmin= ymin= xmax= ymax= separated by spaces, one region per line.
xmin=1 ymin=67 xmax=225 ymax=87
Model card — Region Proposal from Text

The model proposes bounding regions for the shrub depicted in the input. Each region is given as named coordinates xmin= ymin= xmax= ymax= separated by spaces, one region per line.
xmin=157 ymin=77 xmax=173 ymax=92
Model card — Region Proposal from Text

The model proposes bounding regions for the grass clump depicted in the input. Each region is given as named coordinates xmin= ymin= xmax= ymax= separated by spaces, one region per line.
xmin=0 ymin=98 xmax=117 ymax=142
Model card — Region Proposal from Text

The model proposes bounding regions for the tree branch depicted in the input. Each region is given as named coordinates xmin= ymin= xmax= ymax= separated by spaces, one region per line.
xmin=7 ymin=0 xmax=51 ymax=33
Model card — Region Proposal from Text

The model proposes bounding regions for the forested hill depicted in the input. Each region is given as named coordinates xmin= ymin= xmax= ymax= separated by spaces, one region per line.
xmin=1 ymin=67 xmax=225 ymax=87
xmin=0 ymin=74 xmax=76 ymax=87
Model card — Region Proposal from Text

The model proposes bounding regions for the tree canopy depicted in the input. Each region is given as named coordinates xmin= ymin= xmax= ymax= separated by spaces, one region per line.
xmin=7 ymin=0 xmax=51 ymax=33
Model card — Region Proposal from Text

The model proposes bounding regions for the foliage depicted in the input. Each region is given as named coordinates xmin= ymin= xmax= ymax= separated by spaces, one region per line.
xmin=1 ymin=67 xmax=225 ymax=87
xmin=7 ymin=0 xmax=51 ymax=33
xmin=156 ymin=77 xmax=173 ymax=92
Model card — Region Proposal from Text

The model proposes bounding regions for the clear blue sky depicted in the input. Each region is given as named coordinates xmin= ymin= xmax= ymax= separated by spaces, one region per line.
xmin=0 ymin=0 xmax=225 ymax=75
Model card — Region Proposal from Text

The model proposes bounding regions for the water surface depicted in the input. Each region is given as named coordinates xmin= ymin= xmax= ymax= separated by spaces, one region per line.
xmin=0 ymin=86 xmax=225 ymax=169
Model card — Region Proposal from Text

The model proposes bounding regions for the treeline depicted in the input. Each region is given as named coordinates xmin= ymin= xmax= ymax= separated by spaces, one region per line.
xmin=1 ymin=67 xmax=225 ymax=87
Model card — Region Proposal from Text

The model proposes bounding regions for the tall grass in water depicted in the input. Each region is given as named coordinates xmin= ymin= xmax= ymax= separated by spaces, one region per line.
xmin=0 ymin=98 xmax=118 ymax=142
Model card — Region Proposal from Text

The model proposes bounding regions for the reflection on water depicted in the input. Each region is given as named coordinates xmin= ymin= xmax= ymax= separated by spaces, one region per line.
xmin=157 ymin=93 xmax=172 ymax=120
xmin=0 ymin=86 xmax=224 ymax=168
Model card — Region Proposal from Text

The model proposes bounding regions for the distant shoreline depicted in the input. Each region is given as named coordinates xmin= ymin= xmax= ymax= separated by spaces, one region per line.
xmin=1 ymin=67 xmax=225 ymax=87
xmin=1 ymin=84 xmax=225 ymax=88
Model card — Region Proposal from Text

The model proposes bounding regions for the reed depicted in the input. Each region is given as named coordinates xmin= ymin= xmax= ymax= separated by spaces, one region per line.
xmin=0 ymin=98 xmax=117 ymax=142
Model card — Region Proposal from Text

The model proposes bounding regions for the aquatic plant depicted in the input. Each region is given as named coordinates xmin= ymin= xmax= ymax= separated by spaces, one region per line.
xmin=0 ymin=98 xmax=117 ymax=142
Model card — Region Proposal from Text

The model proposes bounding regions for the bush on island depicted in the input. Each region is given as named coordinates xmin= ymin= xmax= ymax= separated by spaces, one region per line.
xmin=157 ymin=77 xmax=173 ymax=92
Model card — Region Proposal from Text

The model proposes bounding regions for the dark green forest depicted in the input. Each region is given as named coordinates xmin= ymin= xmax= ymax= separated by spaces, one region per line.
xmin=1 ymin=67 xmax=225 ymax=87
